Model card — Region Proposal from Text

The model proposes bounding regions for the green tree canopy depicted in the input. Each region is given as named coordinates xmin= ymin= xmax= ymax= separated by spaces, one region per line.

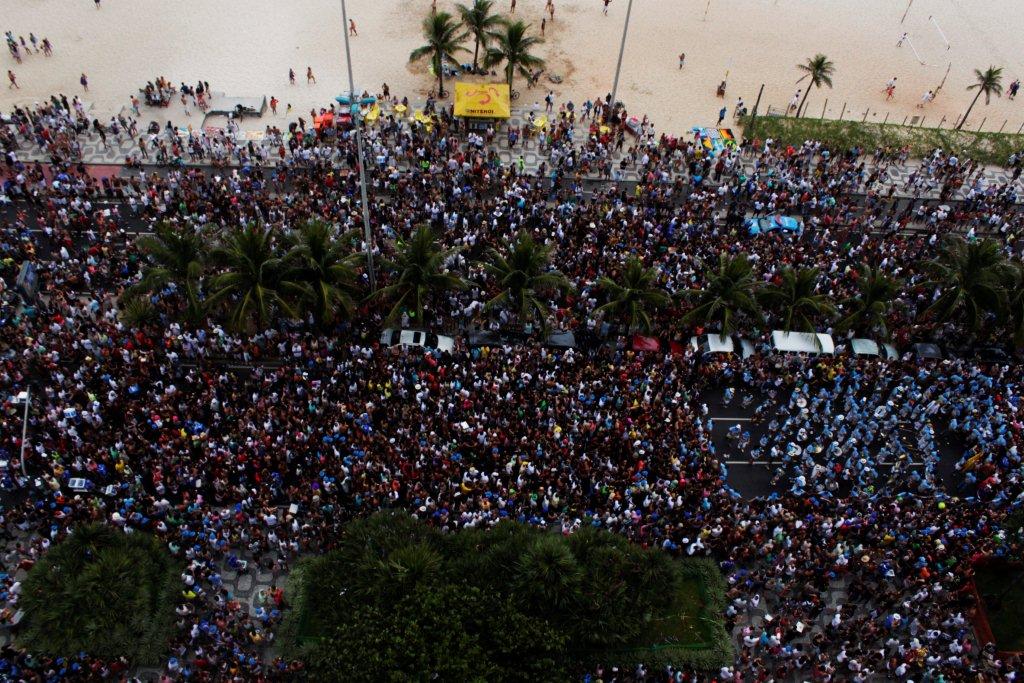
xmin=18 ymin=524 xmax=179 ymax=664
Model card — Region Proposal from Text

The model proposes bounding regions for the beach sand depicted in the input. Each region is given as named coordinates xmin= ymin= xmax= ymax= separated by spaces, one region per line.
xmin=1 ymin=0 xmax=1022 ymax=137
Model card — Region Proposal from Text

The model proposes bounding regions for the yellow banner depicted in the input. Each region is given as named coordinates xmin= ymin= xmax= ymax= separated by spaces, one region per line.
xmin=453 ymin=82 xmax=511 ymax=119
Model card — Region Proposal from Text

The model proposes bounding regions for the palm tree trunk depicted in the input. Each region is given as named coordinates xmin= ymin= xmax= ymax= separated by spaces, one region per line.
xmin=438 ymin=57 xmax=445 ymax=98
xmin=507 ymin=64 xmax=514 ymax=93
xmin=796 ymin=87 xmax=812 ymax=118
xmin=473 ymin=38 xmax=480 ymax=71
xmin=957 ymin=89 xmax=983 ymax=130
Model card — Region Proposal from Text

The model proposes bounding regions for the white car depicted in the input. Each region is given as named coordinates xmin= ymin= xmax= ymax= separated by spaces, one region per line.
xmin=689 ymin=334 xmax=756 ymax=359
xmin=379 ymin=328 xmax=455 ymax=354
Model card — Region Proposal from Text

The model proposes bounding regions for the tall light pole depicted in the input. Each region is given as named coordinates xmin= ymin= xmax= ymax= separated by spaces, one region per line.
xmin=341 ymin=0 xmax=377 ymax=292
xmin=607 ymin=0 xmax=634 ymax=123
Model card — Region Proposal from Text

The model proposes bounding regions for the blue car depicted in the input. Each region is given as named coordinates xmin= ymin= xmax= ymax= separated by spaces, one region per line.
xmin=745 ymin=215 xmax=804 ymax=236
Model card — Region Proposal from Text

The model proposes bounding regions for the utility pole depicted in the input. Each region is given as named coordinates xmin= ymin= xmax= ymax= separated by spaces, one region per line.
xmin=748 ymin=84 xmax=765 ymax=140
xmin=14 ymin=389 xmax=29 ymax=479
xmin=341 ymin=0 xmax=376 ymax=292
xmin=607 ymin=0 xmax=634 ymax=123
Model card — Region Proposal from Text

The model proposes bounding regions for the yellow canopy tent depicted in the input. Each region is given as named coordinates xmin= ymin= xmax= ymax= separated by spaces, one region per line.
xmin=453 ymin=82 xmax=511 ymax=119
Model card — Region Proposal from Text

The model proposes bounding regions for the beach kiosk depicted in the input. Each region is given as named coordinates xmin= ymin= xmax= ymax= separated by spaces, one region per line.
xmin=453 ymin=82 xmax=511 ymax=132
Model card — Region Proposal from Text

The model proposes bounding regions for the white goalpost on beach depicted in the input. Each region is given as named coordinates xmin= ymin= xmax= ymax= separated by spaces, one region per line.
xmin=929 ymin=15 xmax=951 ymax=50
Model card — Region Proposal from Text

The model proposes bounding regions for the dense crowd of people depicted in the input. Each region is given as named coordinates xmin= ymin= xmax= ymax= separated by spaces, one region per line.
xmin=0 ymin=86 xmax=1023 ymax=681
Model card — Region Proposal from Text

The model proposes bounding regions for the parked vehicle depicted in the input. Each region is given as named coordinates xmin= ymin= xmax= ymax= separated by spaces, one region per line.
xmin=745 ymin=215 xmax=804 ymax=236
xmin=770 ymin=330 xmax=835 ymax=355
xmin=847 ymin=338 xmax=899 ymax=360
xmin=380 ymin=328 xmax=455 ymax=354
xmin=689 ymin=334 xmax=756 ymax=358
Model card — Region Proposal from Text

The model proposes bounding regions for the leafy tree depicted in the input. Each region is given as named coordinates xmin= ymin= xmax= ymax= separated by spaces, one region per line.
xmin=126 ymin=221 xmax=207 ymax=323
xmin=409 ymin=11 xmax=468 ymax=97
xmin=795 ymin=54 xmax=835 ymax=117
xmin=483 ymin=230 xmax=570 ymax=331
xmin=206 ymin=225 xmax=305 ymax=332
xmin=117 ymin=295 xmax=160 ymax=328
xmin=923 ymin=235 xmax=1009 ymax=332
xmin=19 ymin=524 xmax=178 ymax=664
xmin=375 ymin=225 xmax=466 ymax=324
xmin=758 ymin=266 xmax=836 ymax=333
xmin=835 ymin=265 xmax=901 ymax=339
xmin=285 ymin=512 xmax=730 ymax=678
xmin=484 ymin=19 xmax=545 ymax=93
xmin=457 ymin=0 xmax=503 ymax=72
xmin=957 ymin=66 xmax=1004 ymax=130
xmin=596 ymin=256 xmax=671 ymax=333
xmin=286 ymin=219 xmax=361 ymax=327
xmin=682 ymin=252 xmax=763 ymax=339
xmin=1003 ymin=259 xmax=1024 ymax=346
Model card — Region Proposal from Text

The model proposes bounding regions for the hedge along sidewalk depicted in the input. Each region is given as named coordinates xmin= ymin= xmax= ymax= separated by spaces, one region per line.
xmin=739 ymin=114 xmax=1024 ymax=167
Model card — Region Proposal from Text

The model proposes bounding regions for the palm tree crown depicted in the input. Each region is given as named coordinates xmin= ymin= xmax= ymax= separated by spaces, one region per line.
xmin=835 ymin=265 xmax=901 ymax=339
xmin=286 ymin=219 xmax=362 ymax=327
xmin=127 ymin=221 xmax=207 ymax=322
xmin=596 ymin=257 xmax=670 ymax=333
xmin=958 ymin=65 xmax=1004 ymax=130
xmin=409 ymin=12 xmax=468 ymax=97
xmin=484 ymin=20 xmax=545 ymax=92
xmin=206 ymin=225 xmax=304 ymax=332
xmin=795 ymin=54 xmax=835 ymax=117
xmin=758 ymin=266 xmax=836 ymax=333
xmin=682 ymin=252 xmax=763 ymax=339
xmin=457 ymin=0 xmax=503 ymax=72
xmin=376 ymin=226 xmax=467 ymax=324
xmin=923 ymin=235 xmax=1009 ymax=332
xmin=483 ymin=230 xmax=569 ymax=331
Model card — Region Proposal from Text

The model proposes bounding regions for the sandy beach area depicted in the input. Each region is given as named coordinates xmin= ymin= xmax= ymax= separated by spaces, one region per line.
xmin=1 ymin=0 xmax=1023 ymax=137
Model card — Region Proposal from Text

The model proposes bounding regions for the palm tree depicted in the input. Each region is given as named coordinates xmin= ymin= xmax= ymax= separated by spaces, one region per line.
xmin=286 ymin=219 xmax=362 ymax=327
xmin=484 ymin=20 xmax=545 ymax=93
xmin=206 ymin=225 xmax=304 ymax=331
xmin=1004 ymin=260 xmax=1024 ymax=347
xmin=835 ymin=265 xmax=901 ymax=339
xmin=117 ymin=296 xmax=159 ymax=328
xmin=681 ymin=252 xmax=763 ymax=339
xmin=595 ymin=257 xmax=670 ymax=333
xmin=457 ymin=0 xmax=503 ymax=72
xmin=482 ymin=230 xmax=570 ymax=332
xmin=957 ymin=66 xmax=1004 ymax=130
xmin=375 ymin=226 xmax=466 ymax=324
xmin=126 ymin=221 xmax=207 ymax=323
xmin=409 ymin=11 xmax=468 ymax=98
xmin=795 ymin=54 xmax=835 ymax=118
xmin=758 ymin=266 xmax=836 ymax=333
xmin=923 ymin=235 xmax=1009 ymax=332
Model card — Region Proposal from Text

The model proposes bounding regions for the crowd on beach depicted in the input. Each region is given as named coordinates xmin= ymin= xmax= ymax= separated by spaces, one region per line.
xmin=0 ymin=84 xmax=1023 ymax=682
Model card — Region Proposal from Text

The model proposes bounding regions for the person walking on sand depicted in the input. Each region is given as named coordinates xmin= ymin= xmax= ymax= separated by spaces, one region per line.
xmin=788 ymin=89 xmax=801 ymax=113
xmin=349 ymin=19 xmax=358 ymax=36
xmin=603 ymin=0 xmax=611 ymax=16
xmin=917 ymin=90 xmax=933 ymax=108
xmin=80 ymin=73 xmax=89 ymax=91
xmin=94 ymin=0 xmax=101 ymax=7
xmin=270 ymin=96 xmax=278 ymax=115
xmin=289 ymin=68 xmax=296 ymax=85
xmin=307 ymin=67 xmax=316 ymax=84
xmin=1010 ymin=79 xmax=1020 ymax=100
xmin=717 ymin=106 xmax=727 ymax=126
xmin=897 ymin=32 xmax=908 ymax=47
xmin=510 ymin=0 xmax=516 ymax=13
xmin=41 ymin=37 xmax=52 ymax=56
xmin=885 ymin=77 xmax=897 ymax=101
xmin=679 ymin=53 xmax=685 ymax=69
xmin=7 ymin=70 xmax=18 ymax=89
xmin=541 ymin=18 xmax=546 ymax=36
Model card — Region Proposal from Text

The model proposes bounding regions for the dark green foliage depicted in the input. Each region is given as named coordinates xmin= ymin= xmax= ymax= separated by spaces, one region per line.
xmin=282 ymin=511 xmax=730 ymax=679
xmin=18 ymin=524 xmax=179 ymax=664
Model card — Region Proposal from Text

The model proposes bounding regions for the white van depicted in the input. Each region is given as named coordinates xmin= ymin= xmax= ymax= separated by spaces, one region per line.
xmin=770 ymin=330 xmax=835 ymax=355
xmin=689 ymin=334 xmax=756 ymax=358
xmin=849 ymin=338 xmax=899 ymax=360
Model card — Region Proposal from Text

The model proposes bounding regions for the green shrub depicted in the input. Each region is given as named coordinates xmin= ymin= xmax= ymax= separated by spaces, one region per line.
xmin=18 ymin=524 xmax=180 ymax=664
xmin=281 ymin=511 xmax=731 ymax=678
xmin=740 ymin=114 xmax=1024 ymax=166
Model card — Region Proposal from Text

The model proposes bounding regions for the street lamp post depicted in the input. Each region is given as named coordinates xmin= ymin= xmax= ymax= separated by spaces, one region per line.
xmin=607 ymin=0 xmax=634 ymax=123
xmin=340 ymin=0 xmax=377 ymax=293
